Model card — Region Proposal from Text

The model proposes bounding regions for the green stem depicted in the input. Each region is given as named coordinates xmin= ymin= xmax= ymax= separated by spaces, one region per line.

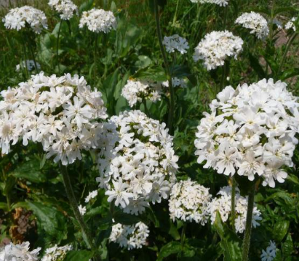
xmin=277 ymin=33 xmax=298 ymax=74
xmin=94 ymin=34 xmax=98 ymax=83
xmin=153 ymin=0 xmax=174 ymax=134
xmin=56 ymin=20 xmax=62 ymax=74
xmin=241 ymin=181 xmax=256 ymax=261
xmin=172 ymin=0 xmax=180 ymax=27
xmin=59 ymin=164 xmax=100 ymax=260
xmin=230 ymin=176 xmax=236 ymax=232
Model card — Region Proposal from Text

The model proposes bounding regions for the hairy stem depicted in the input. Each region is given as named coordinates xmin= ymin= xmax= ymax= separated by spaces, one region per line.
xmin=59 ymin=164 xmax=100 ymax=260
xmin=154 ymin=0 xmax=174 ymax=134
xmin=241 ymin=181 xmax=256 ymax=261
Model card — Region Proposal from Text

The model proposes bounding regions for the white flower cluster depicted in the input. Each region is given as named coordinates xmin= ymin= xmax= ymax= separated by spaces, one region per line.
xmin=78 ymin=204 xmax=87 ymax=215
xmin=0 ymin=72 xmax=107 ymax=165
xmin=169 ymin=179 xmax=211 ymax=225
xmin=190 ymin=0 xmax=229 ymax=6
xmin=97 ymin=110 xmax=178 ymax=215
xmin=162 ymin=35 xmax=189 ymax=54
xmin=16 ymin=60 xmax=41 ymax=72
xmin=193 ymin=31 xmax=243 ymax=70
xmin=109 ymin=222 xmax=149 ymax=250
xmin=2 ymin=6 xmax=48 ymax=34
xmin=41 ymin=244 xmax=72 ymax=261
xmin=285 ymin=17 xmax=297 ymax=32
xmin=162 ymin=77 xmax=187 ymax=88
xmin=79 ymin=8 xmax=117 ymax=33
xmin=48 ymin=0 xmax=78 ymax=20
xmin=209 ymin=186 xmax=262 ymax=233
xmin=235 ymin=12 xmax=269 ymax=39
xmin=0 ymin=242 xmax=40 ymax=261
xmin=261 ymin=241 xmax=277 ymax=261
xmin=121 ymin=79 xmax=161 ymax=107
xmin=194 ymin=79 xmax=299 ymax=187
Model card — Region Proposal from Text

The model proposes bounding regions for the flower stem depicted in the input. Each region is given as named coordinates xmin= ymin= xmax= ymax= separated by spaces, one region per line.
xmin=59 ymin=164 xmax=100 ymax=260
xmin=153 ymin=0 xmax=174 ymax=134
xmin=230 ymin=176 xmax=236 ymax=232
xmin=56 ymin=20 xmax=62 ymax=74
xmin=241 ymin=181 xmax=256 ymax=261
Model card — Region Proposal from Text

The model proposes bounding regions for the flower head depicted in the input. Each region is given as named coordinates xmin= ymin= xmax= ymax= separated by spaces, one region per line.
xmin=0 ymin=72 xmax=107 ymax=165
xmin=235 ymin=12 xmax=269 ymax=39
xmin=0 ymin=242 xmax=40 ymax=261
xmin=41 ymin=244 xmax=72 ymax=261
xmin=162 ymin=35 xmax=189 ymax=54
xmin=195 ymin=79 xmax=299 ymax=187
xmin=2 ymin=6 xmax=48 ymax=33
xmin=193 ymin=31 xmax=243 ymax=70
xmin=79 ymin=8 xmax=117 ymax=33
xmin=48 ymin=0 xmax=78 ymax=20
xmin=121 ymin=79 xmax=162 ymax=107
xmin=97 ymin=110 xmax=178 ymax=215
xmin=109 ymin=222 xmax=149 ymax=250
xmin=261 ymin=241 xmax=277 ymax=261
xmin=169 ymin=179 xmax=211 ymax=224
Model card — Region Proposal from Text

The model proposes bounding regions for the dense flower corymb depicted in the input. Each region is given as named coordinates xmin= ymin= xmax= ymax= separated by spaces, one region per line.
xmin=96 ymin=110 xmax=178 ymax=215
xmin=2 ymin=6 xmax=48 ymax=33
xmin=209 ymin=186 xmax=262 ymax=233
xmin=41 ymin=244 xmax=72 ymax=261
xmin=79 ymin=8 xmax=117 ymax=33
xmin=194 ymin=79 xmax=299 ymax=187
xmin=48 ymin=0 xmax=78 ymax=20
xmin=193 ymin=30 xmax=243 ymax=70
xmin=162 ymin=35 xmax=189 ymax=54
xmin=169 ymin=179 xmax=211 ymax=224
xmin=109 ymin=222 xmax=149 ymax=250
xmin=0 ymin=242 xmax=40 ymax=261
xmin=235 ymin=12 xmax=269 ymax=39
xmin=190 ymin=0 xmax=229 ymax=6
xmin=121 ymin=79 xmax=161 ymax=107
xmin=0 ymin=72 xmax=107 ymax=165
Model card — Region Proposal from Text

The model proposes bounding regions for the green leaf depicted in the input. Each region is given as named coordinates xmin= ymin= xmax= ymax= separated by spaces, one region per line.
xmin=79 ymin=0 xmax=94 ymax=14
xmin=282 ymin=233 xmax=293 ymax=258
xmin=64 ymin=250 xmax=93 ymax=261
xmin=10 ymin=159 xmax=46 ymax=183
xmin=213 ymin=212 xmax=242 ymax=261
xmin=280 ymin=68 xmax=299 ymax=80
xmin=273 ymin=220 xmax=289 ymax=242
xmin=134 ymin=66 xmax=167 ymax=82
xmin=0 ymin=202 xmax=8 ymax=211
xmin=25 ymin=201 xmax=67 ymax=244
xmin=157 ymin=241 xmax=182 ymax=261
